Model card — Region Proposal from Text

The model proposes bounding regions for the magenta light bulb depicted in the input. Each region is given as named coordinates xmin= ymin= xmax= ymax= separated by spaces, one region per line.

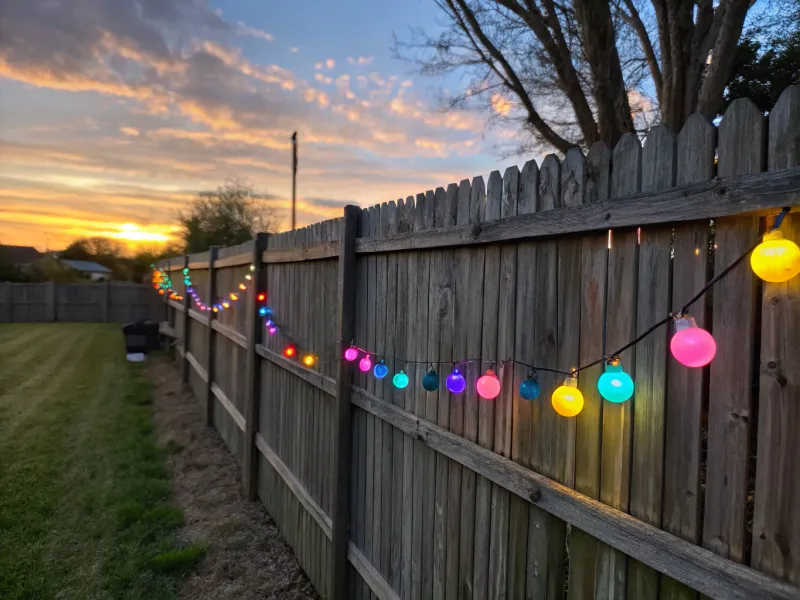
xmin=344 ymin=347 xmax=359 ymax=361
xmin=268 ymin=325 xmax=277 ymax=335
xmin=359 ymin=354 xmax=373 ymax=373
xmin=476 ymin=369 xmax=501 ymax=399
xmin=670 ymin=315 xmax=716 ymax=367
xmin=446 ymin=367 xmax=466 ymax=394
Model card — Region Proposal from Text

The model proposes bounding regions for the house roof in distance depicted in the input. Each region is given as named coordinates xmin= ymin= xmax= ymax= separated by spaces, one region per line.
xmin=0 ymin=245 xmax=43 ymax=264
xmin=59 ymin=259 xmax=113 ymax=274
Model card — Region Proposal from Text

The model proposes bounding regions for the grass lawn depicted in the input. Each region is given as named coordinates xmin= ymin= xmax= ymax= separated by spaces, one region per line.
xmin=0 ymin=323 xmax=203 ymax=600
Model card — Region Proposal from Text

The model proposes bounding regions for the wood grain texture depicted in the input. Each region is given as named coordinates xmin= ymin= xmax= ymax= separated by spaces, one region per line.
xmin=704 ymin=98 xmax=764 ymax=564
xmin=487 ymin=166 xmax=518 ymax=600
xmin=751 ymin=89 xmax=800 ymax=585
xmin=433 ymin=183 xmax=458 ymax=600
xmin=508 ymin=158 xmax=538 ymax=599
xmin=458 ymin=176 xmax=485 ymax=600
xmin=529 ymin=153 xmax=565 ymax=600
xmin=627 ymin=126 xmax=677 ymax=599
xmin=597 ymin=132 xmax=641 ymax=599
xmin=350 ymin=387 xmax=800 ymax=600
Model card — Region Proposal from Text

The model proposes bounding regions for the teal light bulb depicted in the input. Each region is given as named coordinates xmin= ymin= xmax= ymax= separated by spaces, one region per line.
xmin=597 ymin=362 xmax=634 ymax=403
xmin=393 ymin=370 xmax=409 ymax=389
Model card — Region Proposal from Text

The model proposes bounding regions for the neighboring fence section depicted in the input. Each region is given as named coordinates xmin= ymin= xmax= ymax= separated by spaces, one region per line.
xmin=161 ymin=91 xmax=800 ymax=600
xmin=0 ymin=282 xmax=161 ymax=323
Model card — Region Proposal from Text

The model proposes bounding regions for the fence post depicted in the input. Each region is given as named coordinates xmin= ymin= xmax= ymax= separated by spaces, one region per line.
xmin=102 ymin=281 xmax=111 ymax=322
xmin=243 ymin=233 xmax=269 ymax=500
xmin=181 ymin=255 xmax=191 ymax=383
xmin=331 ymin=206 xmax=360 ymax=599
xmin=205 ymin=246 xmax=219 ymax=427
xmin=0 ymin=282 xmax=10 ymax=322
xmin=45 ymin=281 xmax=56 ymax=322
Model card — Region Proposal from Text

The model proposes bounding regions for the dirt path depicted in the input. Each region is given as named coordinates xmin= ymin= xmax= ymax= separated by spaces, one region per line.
xmin=148 ymin=357 xmax=319 ymax=600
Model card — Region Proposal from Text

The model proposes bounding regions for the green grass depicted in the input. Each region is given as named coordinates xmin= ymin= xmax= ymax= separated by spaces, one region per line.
xmin=0 ymin=323 xmax=202 ymax=600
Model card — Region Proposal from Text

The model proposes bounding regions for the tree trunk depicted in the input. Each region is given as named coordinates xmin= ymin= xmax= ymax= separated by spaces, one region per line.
xmin=574 ymin=0 xmax=634 ymax=147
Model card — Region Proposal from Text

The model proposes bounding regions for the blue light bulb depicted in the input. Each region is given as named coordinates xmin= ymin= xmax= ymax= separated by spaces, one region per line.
xmin=373 ymin=360 xmax=389 ymax=379
xmin=422 ymin=369 xmax=439 ymax=391
xmin=446 ymin=367 xmax=466 ymax=394
xmin=519 ymin=375 xmax=540 ymax=400
xmin=258 ymin=307 xmax=268 ymax=317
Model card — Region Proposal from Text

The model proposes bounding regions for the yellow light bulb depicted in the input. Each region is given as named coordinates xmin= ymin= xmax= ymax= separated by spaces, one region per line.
xmin=303 ymin=354 xmax=316 ymax=367
xmin=751 ymin=230 xmax=800 ymax=283
xmin=551 ymin=376 xmax=584 ymax=417
xmin=239 ymin=283 xmax=246 ymax=290
xmin=222 ymin=302 xmax=230 ymax=309
xmin=229 ymin=293 xmax=238 ymax=301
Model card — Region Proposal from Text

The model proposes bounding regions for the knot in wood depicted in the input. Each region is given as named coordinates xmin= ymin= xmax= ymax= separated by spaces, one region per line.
xmin=716 ymin=185 xmax=728 ymax=197
xmin=471 ymin=224 xmax=482 ymax=239
xmin=529 ymin=489 xmax=542 ymax=503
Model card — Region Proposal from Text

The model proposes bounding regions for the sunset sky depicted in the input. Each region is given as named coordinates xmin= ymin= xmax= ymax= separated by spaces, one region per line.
xmin=0 ymin=0 xmax=517 ymax=251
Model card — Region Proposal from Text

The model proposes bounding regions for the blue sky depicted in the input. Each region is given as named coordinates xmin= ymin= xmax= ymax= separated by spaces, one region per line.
xmin=0 ymin=0 xmax=514 ymax=249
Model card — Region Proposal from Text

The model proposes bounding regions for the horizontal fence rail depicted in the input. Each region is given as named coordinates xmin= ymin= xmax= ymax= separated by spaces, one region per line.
xmin=159 ymin=90 xmax=800 ymax=600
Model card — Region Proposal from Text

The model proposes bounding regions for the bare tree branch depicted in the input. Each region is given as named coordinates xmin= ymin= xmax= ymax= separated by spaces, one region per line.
xmin=616 ymin=0 xmax=663 ymax=102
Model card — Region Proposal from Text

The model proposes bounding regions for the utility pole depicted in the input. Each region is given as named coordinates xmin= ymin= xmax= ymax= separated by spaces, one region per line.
xmin=291 ymin=131 xmax=298 ymax=230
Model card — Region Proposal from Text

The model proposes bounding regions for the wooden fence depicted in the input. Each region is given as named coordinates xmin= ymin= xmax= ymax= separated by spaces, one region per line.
xmin=160 ymin=91 xmax=800 ymax=600
xmin=0 ymin=281 xmax=160 ymax=323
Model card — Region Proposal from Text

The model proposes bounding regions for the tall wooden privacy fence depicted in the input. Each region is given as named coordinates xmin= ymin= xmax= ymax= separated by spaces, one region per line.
xmin=161 ymin=92 xmax=800 ymax=600
xmin=0 ymin=281 xmax=160 ymax=323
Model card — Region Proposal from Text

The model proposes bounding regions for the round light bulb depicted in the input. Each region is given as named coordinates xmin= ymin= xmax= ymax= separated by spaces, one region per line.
xmin=344 ymin=347 xmax=359 ymax=361
xmin=750 ymin=230 xmax=800 ymax=283
xmin=552 ymin=377 xmax=584 ymax=417
xmin=183 ymin=267 xmax=189 ymax=275
xmin=303 ymin=354 xmax=316 ymax=367
xmin=268 ymin=326 xmax=277 ymax=335
xmin=422 ymin=369 xmax=440 ymax=392
xmin=597 ymin=361 xmax=634 ymax=403
xmin=373 ymin=361 xmax=389 ymax=379
xmin=476 ymin=369 xmax=501 ymax=399
xmin=670 ymin=316 xmax=716 ymax=367
xmin=258 ymin=307 xmax=268 ymax=317
xmin=393 ymin=370 xmax=409 ymax=389
xmin=446 ymin=367 xmax=466 ymax=394
xmin=239 ymin=283 xmax=246 ymax=291
xmin=257 ymin=293 xmax=266 ymax=302
xmin=222 ymin=302 xmax=230 ymax=309
xmin=245 ymin=274 xmax=252 ymax=281
xmin=359 ymin=354 xmax=373 ymax=373
xmin=250 ymin=265 xmax=256 ymax=272
xmin=519 ymin=375 xmax=540 ymax=400
xmin=283 ymin=345 xmax=296 ymax=358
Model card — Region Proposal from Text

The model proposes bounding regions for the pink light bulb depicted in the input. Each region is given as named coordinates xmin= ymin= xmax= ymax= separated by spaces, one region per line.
xmin=268 ymin=326 xmax=277 ymax=335
xmin=359 ymin=354 xmax=373 ymax=373
xmin=344 ymin=347 xmax=359 ymax=361
xmin=476 ymin=369 xmax=501 ymax=399
xmin=670 ymin=316 xmax=716 ymax=367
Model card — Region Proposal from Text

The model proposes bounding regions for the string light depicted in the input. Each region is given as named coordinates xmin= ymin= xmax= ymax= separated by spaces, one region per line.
xmin=446 ymin=367 xmax=466 ymax=394
xmin=222 ymin=302 xmax=230 ymax=309
xmin=597 ymin=358 xmax=634 ymax=403
xmin=373 ymin=360 xmax=389 ymax=379
xmin=751 ymin=229 xmax=800 ymax=283
xmin=250 ymin=265 xmax=256 ymax=272
xmin=552 ymin=376 xmax=584 ymax=417
xmin=392 ymin=370 xmax=409 ymax=389
xmin=303 ymin=354 xmax=316 ymax=367
xmin=239 ymin=283 xmax=247 ymax=291
xmin=359 ymin=354 xmax=373 ymax=373
xmin=283 ymin=345 xmax=296 ymax=358
xmin=257 ymin=293 xmax=266 ymax=302
xmin=519 ymin=373 xmax=540 ymax=400
xmin=422 ymin=368 xmax=440 ymax=391
xmin=476 ymin=369 xmax=501 ymax=399
xmin=259 ymin=307 xmax=269 ymax=317
xmin=245 ymin=274 xmax=252 ymax=281
xmin=268 ymin=325 xmax=277 ymax=335
xmin=229 ymin=293 xmax=238 ymax=301
xmin=344 ymin=347 xmax=359 ymax=361
xmin=670 ymin=315 xmax=716 ymax=367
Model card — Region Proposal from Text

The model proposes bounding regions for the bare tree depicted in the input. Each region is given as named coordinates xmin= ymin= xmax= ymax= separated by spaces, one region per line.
xmin=396 ymin=0 xmax=759 ymax=152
